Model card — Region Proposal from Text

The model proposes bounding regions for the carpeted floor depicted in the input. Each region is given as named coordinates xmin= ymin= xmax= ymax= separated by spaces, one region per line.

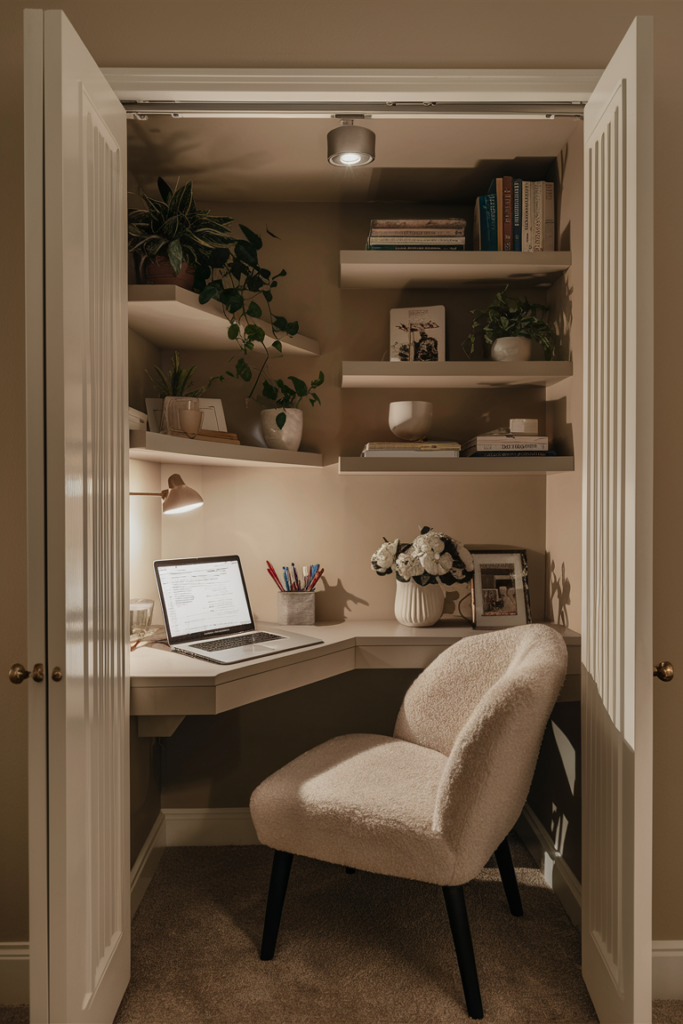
xmin=2 ymin=840 xmax=681 ymax=1024
xmin=115 ymin=835 xmax=593 ymax=1024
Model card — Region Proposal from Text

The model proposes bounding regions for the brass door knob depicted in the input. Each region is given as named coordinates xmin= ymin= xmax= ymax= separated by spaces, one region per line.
xmin=654 ymin=662 xmax=674 ymax=682
xmin=8 ymin=663 xmax=43 ymax=684
xmin=51 ymin=667 xmax=63 ymax=682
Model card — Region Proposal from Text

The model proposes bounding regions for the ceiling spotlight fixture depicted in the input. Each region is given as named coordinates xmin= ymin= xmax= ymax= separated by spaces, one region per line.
xmin=327 ymin=117 xmax=375 ymax=167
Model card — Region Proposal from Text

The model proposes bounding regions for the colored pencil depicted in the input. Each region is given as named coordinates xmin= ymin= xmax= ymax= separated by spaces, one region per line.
xmin=283 ymin=567 xmax=292 ymax=591
xmin=291 ymin=564 xmax=301 ymax=591
xmin=266 ymin=561 xmax=285 ymax=591
xmin=307 ymin=566 xmax=324 ymax=591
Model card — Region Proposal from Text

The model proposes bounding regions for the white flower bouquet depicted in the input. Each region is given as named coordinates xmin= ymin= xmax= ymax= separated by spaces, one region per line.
xmin=371 ymin=527 xmax=474 ymax=587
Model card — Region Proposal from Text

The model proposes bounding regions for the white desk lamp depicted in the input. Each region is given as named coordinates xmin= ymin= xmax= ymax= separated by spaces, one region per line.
xmin=130 ymin=473 xmax=203 ymax=514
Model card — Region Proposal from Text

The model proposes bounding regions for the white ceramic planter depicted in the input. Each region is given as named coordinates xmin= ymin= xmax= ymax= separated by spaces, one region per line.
xmin=388 ymin=401 xmax=433 ymax=441
xmin=490 ymin=336 xmax=532 ymax=362
xmin=394 ymin=579 xmax=445 ymax=627
xmin=261 ymin=407 xmax=303 ymax=451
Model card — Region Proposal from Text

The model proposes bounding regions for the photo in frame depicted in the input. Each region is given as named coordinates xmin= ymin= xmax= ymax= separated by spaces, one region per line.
xmin=145 ymin=397 xmax=228 ymax=434
xmin=470 ymin=550 xmax=531 ymax=628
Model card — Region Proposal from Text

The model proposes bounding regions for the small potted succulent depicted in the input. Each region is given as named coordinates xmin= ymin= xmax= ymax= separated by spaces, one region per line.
xmin=128 ymin=177 xmax=234 ymax=289
xmin=463 ymin=285 xmax=557 ymax=361
xmin=147 ymin=351 xmax=220 ymax=434
xmin=371 ymin=527 xmax=474 ymax=627
xmin=260 ymin=373 xmax=324 ymax=451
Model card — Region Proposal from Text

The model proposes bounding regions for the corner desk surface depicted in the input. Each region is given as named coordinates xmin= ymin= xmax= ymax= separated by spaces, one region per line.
xmin=130 ymin=621 xmax=581 ymax=731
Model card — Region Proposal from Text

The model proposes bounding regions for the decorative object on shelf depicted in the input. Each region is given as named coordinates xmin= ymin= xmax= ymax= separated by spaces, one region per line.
xmin=146 ymin=350 xmax=221 ymax=433
xmin=470 ymin=550 xmax=531 ymax=628
xmin=371 ymin=527 xmax=474 ymax=628
xmin=178 ymin=403 xmax=203 ymax=438
xmin=128 ymin=407 xmax=148 ymax=431
xmin=130 ymin=474 xmax=203 ymax=515
xmin=128 ymin=177 xmax=234 ymax=288
xmin=146 ymin=396 xmax=228 ymax=435
xmin=461 ymin=428 xmax=550 ymax=458
xmin=362 ymin=440 xmax=460 ymax=459
xmin=260 ymin=373 xmax=324 ymax=451
xmin=388 ymin=401 xmax=433 ymax=441
xmin=463 ymin=285 xmax=557 ymax=361
xmin=390 ymin=306 xmax=445 ymax=361
xmin=130 ymin=599 xmax=154 ymax=639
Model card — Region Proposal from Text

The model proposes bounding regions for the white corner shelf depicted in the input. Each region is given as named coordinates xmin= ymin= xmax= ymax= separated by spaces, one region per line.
xmin=341 ymin=361 xmax=573 ymax=389
xmin=129 ymin=430 xmax=323 ymax=469
xmin=128 ymin=285 xmax=320 ymax=356
xmin=339 ymin=251 xmax=572 ymax=290
xmin=338 ymin=456 xmax=574 ymax=475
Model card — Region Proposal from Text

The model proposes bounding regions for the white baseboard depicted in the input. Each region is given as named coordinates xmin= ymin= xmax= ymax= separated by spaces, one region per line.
xmin=516 ymin=803 xmax=582 ymax=929
xmin=0 ymin=942 xmax=29 ymax=1005
xmin=130 ymin=811 xmax=167 ymax=918
xmin=163 ymin=807 xmax=260 ymax=846
xmin=653 ymin=941 xmax=683 ymax=1000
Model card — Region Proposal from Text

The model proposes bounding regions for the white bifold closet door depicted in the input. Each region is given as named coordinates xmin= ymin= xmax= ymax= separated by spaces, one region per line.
xmin=582 ymin=16 xmax=654 ymax=1024
xmin=25 ymin=9 xmax=130 ymax=1023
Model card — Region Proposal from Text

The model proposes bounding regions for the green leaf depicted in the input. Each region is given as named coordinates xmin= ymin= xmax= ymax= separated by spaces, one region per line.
xmin=167 ymin=239 xmax=184 ymax=275
xmin=288 ymin=376 xmax=308 ymax=397
xmin=266 ymin=226 xmax=280 ymax=239
xmin=227 ymin=323 xmax=240 ymax=340
xmin=234 ymin=240 xmax=258 ymax=268
xmin=311 ymin=371 xmax=324 ymax=387
xmin=273 ymin=269 xmax=287 ymax=279
xmin=262 ymin=380 xmax=279 ymax=401
xmin=271 ymin=340 xmax=282 ymax=354
xmin=271 ymin=315 xmax=288 ymax=332
xmin=239 ymin=224 xmax=263 ymax=250
xmin=276 ymin=411 xmax=287 ymax=430
xmin=157 ymin=177 xmax=173 ymax=203
xmin=198 ymin=285 xmax=218 ymax=304
xmin=263 ymin=291 xmax=273 ymax=302
xmin=246 ymin=301 xmax=262 ymax=318
xmin=286 ymin=321 xmax=299 ymax=337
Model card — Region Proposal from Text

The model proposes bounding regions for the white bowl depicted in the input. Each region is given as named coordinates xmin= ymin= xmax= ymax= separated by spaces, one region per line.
xmin=388 ymin=401 xmax=433 ymax=441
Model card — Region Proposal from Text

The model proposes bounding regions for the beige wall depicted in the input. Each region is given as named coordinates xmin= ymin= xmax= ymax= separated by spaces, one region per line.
xmin=3 ymin=0 xmax=683 ymax=950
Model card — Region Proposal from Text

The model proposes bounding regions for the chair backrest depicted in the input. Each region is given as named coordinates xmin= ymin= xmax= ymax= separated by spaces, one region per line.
xmin=394 ymin=624 xmax=568 ymax=882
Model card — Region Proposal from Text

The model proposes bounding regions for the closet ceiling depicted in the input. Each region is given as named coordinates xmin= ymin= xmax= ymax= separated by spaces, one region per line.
xmin=127 ymin=116 xmax=580 ymax=205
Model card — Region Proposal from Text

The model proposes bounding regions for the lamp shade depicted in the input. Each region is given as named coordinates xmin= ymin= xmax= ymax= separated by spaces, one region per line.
xmin=327 ymin=122 xmax=375 ymax=166
xmin=161 ymin=474 xmax=204 ymax=514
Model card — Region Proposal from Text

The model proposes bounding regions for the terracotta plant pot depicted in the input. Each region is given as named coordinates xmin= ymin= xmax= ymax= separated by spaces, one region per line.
xmin=144 ymin=257 xmax=195 ymax=290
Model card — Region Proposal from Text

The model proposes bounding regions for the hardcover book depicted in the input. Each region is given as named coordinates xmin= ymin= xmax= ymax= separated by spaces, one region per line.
xmin=390 ymin=305 xmax=446 ymax=362
xmin=474 ymin=194 xmax=497 ymax=251
xmin=371 ymin=218 xmax=466 ymax=230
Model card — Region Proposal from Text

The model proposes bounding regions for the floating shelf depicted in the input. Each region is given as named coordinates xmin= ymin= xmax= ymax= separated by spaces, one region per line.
xmin=339 ymin=251 xmax=572 ymax=290
xmin=338 ymin=456 xmax=574 ymax=475
xmin=341 ymin=361 xmax=573 ymax=389
xmin=129 ymin=430 xmax=323 ymax=469
xmin=128 ymin=285 xmax=320 ymax=355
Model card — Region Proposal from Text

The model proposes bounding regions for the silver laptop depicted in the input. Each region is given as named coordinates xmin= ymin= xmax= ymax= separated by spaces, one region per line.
xmin=154 ymin=555 xmax=323 ymax=665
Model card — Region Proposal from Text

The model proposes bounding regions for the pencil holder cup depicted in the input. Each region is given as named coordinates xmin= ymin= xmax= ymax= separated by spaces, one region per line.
xmin=277 ymin=591 xmax=316 ymax=626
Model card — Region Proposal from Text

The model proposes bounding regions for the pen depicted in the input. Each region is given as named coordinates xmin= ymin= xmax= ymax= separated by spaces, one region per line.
xmin=283 ymin=567 xmax=291 ymax=591
xmin=266 ymin=561 xmax=285 ymax=591
xmin=291 ymin=564 xmax=301 ymax=591
xmin=303 ymin=565 xmax=309 ymax=589
xmin=307 ymin=566 xmax=324 ymax=591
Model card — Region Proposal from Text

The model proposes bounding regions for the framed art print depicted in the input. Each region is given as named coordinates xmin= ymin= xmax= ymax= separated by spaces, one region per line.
xmin=470 ymin=550 xmax=531 ymax=628
xmin=145 ymin=397 xmax=228 ymax=434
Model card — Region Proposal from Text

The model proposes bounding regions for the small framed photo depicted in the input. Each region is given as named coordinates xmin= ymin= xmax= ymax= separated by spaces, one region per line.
xmin=145 ymin=397 xmax=228 ymax=434
xmin=390 ymin=305 xmax=446 ymax=362
xmin=470 ymin=550 xmax=531 ymax=628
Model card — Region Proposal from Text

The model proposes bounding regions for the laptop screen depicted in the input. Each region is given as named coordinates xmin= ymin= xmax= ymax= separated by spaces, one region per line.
xmin=154 ymin=555 xmax=255 ymax=645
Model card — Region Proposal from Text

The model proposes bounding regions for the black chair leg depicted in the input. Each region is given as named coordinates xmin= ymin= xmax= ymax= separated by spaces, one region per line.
xmin=345 ymin=866 xmax=356 ymax=874
xmin=494 ymin=836 xmax=523 ymax=917
xmin=260 ymin=850 xmax=293 ymax=961
xmin=442 ymin=885 xmax=484 ymax=1020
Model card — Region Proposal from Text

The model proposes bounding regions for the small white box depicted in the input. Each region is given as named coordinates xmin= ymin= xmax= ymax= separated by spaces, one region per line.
xmin=390 ymin=305 xmax=446 ymax=362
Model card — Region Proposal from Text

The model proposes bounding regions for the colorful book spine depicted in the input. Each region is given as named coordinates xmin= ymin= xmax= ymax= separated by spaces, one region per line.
xmin=513 ymin=179 xmax=522 ymax=251
xmin=532 ymin=182 xmax=544 ymax=251
xmin=369 ymin=227 xmax=465 ymax=237
xmin=502 ymin=176 xmax=513 ymax=251
xmin=367 ymin=244 xmax=465 ymax=251
xmin=367 ymin=236 xmax=465 ymax=245
xmin=474 ymin=194 xmax=497 ymax=251
xmin=466 ymin=450 xmax=557 ymax=458
xmin=522 ymin=181 xmax=533 ymax=252
xmin=543 ymin=181 xmax=555 ymax=252
xmin=370 ymin=218 xmax=466 ymax=229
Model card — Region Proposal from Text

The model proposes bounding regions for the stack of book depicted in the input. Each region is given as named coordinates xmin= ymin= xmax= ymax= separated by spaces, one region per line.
xmin=460 ymin=431 xmax=555 ymax=458
xmin=366 ymin=218 xmax=466 ymax=251
xmin=361 ymin=441 xmax=461 ymax=459
xmin=474 ymin=178 xmax=554 ymax=252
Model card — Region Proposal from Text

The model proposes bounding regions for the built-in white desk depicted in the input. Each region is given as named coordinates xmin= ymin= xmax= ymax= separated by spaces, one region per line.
xmin=131 ymin=621 xmax=581 ymax=736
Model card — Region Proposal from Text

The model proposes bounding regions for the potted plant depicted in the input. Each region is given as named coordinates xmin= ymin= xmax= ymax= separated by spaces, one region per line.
xmin=128 ymin=177 xmax=234 ymax=289
xmin=147 ymin=351 xmax=220 ymax=433
xmin=371 ymin=526 xmax=474 ymax=627
xmin=463 ymin=285 xmax=557 ymax=361
xmin=260 ymin=373 xmax=324 ymax=451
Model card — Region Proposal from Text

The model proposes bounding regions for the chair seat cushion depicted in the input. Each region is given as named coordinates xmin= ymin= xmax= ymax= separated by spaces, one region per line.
xmin=250 ymin=733 xmax=458 ymax=885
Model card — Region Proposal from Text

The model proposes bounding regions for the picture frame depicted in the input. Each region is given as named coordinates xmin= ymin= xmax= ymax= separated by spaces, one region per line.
xmin=470 ymin=550 xmax=531 ymax=629
xmin=145 ymin=397 xmax=228 ymax=434
xmin=389 ymin=305 xmax=446 ymax=362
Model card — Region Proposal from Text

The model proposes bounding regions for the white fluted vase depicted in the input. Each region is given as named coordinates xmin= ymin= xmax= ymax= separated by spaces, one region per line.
xmin=394 ymin=579 xmax=444 ymax=627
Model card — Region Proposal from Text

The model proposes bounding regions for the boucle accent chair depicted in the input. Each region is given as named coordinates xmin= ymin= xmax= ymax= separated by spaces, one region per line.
xmin=250 ymin=623 xmax=568 ymax=1019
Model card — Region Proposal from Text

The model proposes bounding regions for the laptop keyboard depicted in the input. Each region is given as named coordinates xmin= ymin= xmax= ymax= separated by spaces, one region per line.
xmin=190 ymin=631 xmax=284 ymax=653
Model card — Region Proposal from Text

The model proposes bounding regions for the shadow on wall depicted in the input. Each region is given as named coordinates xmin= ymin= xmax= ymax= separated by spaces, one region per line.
xmin=547 ymin=557 xmax=572 ymax=628
xmin=315 ymin=577 xmax=369 ymax=622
